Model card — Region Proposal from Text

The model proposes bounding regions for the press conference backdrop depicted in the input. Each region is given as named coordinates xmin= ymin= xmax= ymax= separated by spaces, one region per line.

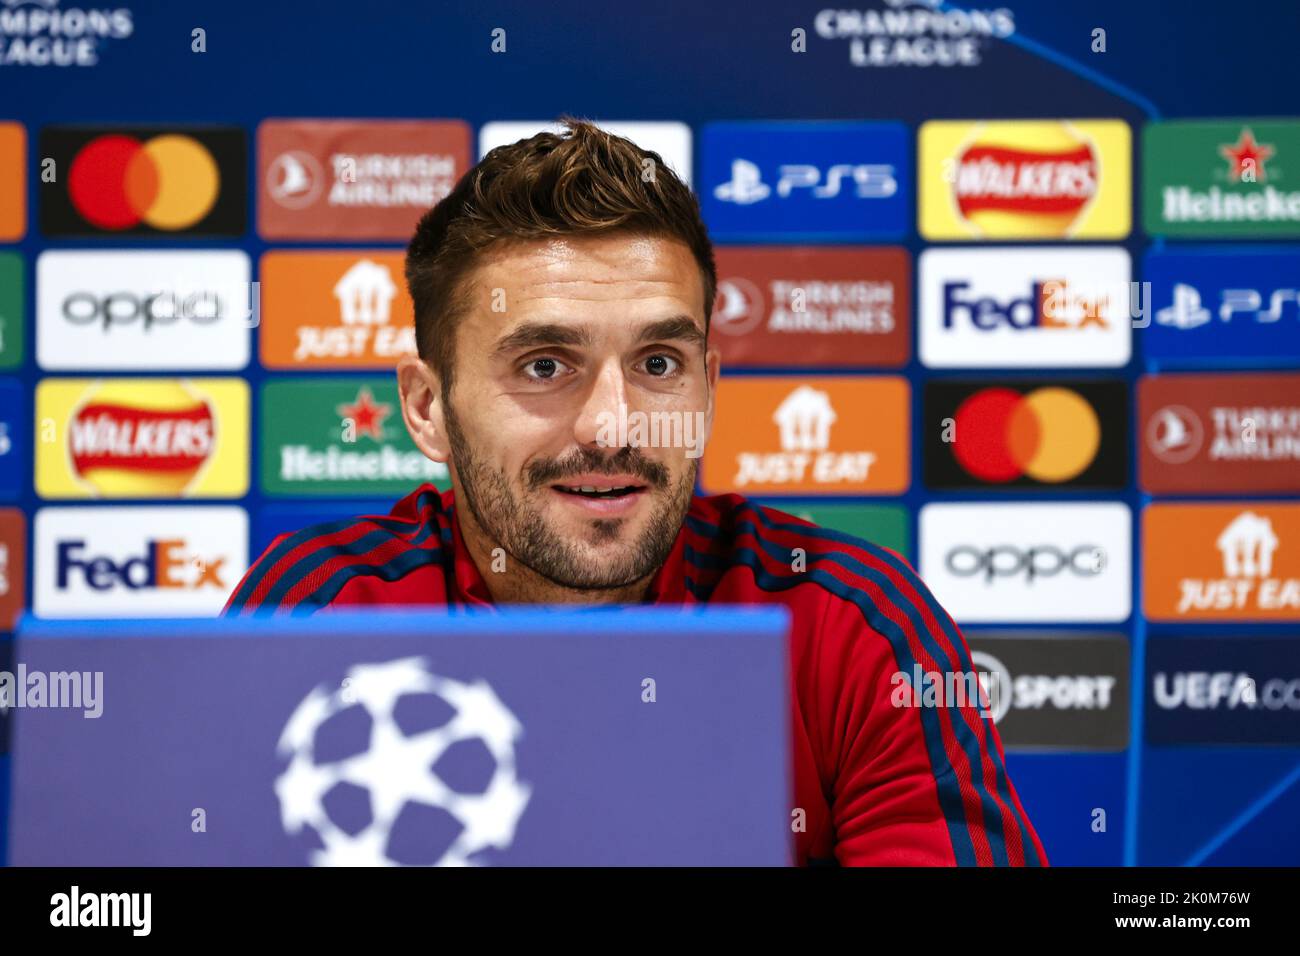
xmin=1 ymin=0 xmax=1299 ymax=866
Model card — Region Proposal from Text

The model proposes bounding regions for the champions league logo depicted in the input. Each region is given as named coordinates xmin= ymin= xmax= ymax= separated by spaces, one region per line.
xmin=275 ymin=657 xmax=532 ymax=867
xmin=0 ymin=0 xmax=134 ymax=67
xmin=814 ymin=0 xmax=1016 ymax=69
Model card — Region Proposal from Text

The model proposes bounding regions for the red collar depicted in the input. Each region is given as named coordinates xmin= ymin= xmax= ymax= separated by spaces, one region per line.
xmin=443 ymin=488 xmax=689 ymax=607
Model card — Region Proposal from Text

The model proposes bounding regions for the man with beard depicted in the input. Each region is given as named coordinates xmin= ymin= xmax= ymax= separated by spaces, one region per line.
xmin=224 ymin=117 xmax=1045 ymax=867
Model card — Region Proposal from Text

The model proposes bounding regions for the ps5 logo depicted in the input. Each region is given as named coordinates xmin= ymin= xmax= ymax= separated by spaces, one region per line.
xmin=1157 ymin=283 xmax=1299 ymax=329
xmin=714 ymin=158 xmax=897 ymax=205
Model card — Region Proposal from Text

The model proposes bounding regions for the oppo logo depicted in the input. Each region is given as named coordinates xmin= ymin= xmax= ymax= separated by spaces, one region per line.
xmin=61 ymin=291 xmax=224 ymax=330
xmin=946 ymin=544 xmax=1106 ymax=583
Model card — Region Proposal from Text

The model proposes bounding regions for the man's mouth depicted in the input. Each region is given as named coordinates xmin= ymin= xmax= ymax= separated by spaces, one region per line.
xmin=547 ymin=474 xmax=651 ymax=516
xmin=553 ymin=483 xmax=646 ymax=499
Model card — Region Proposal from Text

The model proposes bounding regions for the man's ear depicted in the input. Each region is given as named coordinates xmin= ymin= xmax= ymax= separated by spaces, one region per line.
xmin=702 ymin=343 xmax=722 ymax=442
xmin=396 ymin=355 xmax=450 ymax=463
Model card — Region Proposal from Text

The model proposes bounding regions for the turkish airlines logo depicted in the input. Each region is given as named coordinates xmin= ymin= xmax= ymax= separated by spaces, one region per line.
xmin=709 ymin=247 xmax=911 ymax=368
xmin=1146 ymin=405 xmax=1203 ymax=463
xmin=265 ymin=150 xmax=324 ymax=209
xmin=712 ymin=277 xmax=765 ymax=336
xmin=256 ymin=119 xmax=470 ymax=240
xmin=1138 ymin=372 xmax=1300 ymax=494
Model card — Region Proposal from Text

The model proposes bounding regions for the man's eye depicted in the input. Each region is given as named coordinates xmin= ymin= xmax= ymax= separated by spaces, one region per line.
xmin=523 ymin=357 xmax=569 ymax=380
xmin=642 ymin=354 xmax=679 ymax=377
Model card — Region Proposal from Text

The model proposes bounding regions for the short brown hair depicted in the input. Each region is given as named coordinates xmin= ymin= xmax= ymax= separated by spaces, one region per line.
xmin=404 ymin=116 xmax=716 ymax=395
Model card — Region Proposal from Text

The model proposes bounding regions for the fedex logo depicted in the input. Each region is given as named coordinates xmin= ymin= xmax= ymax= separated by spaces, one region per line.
xmin=942 ymin=279 xmax=1109 ymax=331
xmin=56 ymin=539 xmax=226 ymax=591
xmin=919 ymin=247 xmax=1131 ymax=368
xmin=700 ymin=121 xmax=909 ymax=241
xmin=35 ymin=507 xmax=247 ymax=618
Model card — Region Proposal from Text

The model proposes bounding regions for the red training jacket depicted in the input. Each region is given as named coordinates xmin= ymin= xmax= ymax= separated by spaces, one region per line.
xmin=224 ymin=483 xmax=1047 ymax=867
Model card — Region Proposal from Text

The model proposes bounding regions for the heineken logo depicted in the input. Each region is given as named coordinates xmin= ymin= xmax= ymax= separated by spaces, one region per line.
xmin=1145 ymin=120 xmax=1300 ymax=237
xmin=260 ymin=378 xmax=449 ymax=496
xmin=1220 ymin=128 xmax=1275 ymax=183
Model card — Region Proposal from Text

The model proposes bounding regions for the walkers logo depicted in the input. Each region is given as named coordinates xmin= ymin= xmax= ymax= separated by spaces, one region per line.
xmin=919 ymin=502 xmax=1131 ymax=623
xmin=1144 ymin=503 xmax=1300 ymax=621
xmin=0 ymin=122 xmax=24 ymax=238
xmin=919 ymin=247 xmax=1131 ymax=367
xmin=36 ymin=250 xmax=251 ymax=370
xmin=924 ymin=380 xmax=1127 ymax=490
xmin=33 ymin=506 xmax=247 ymax=618
xmin=40 ymin=126 xmax=245 ymax=236
xmin=0 ymin=0 xmax=134 ymax=67
xmin=1144 ymin=121 xmax=1300 ymax=238
xmin=258 ymin=119 xmax=470 ymax=240
xmin=0 ymin=251 xmax=23 ymax=368
xmin=0 ymin=508 xmax=25 ymax=628
xmin=1139 ymin=373 xmax=1300 ymax=494
xmin=767 ymin=503 xmax=910 ymax=559
xmin=813 ymin=1 xmax=1016 ymax=69
xmin=261 ymin=378 xmax=449 ymax=496
xmin=711 ymin=247 xmax=909 ymax=367
xmin=1146 ymin=638 xmax=1300 ymax=745
xmin=1142 ymin=248 xmax=1300 ymax=366
xmin=260 ymin=251 xmax=416 ymax=368
xmin=699 ymin=121 xmax=909 ymax=241
xmin=0 ymin=378 xmax=23 ymax=499
xmin=702 ymin=377 xmax=908 ymax=495
xmin=35 ymin=379 xmax=249 ymax=498
xmin=962 ymin=633 xmax=1129 ymax=751
xmin=479 ymin=121 xmax=692 ymax=185
xmin=919 ymin=120 xmax=1131 ymax=240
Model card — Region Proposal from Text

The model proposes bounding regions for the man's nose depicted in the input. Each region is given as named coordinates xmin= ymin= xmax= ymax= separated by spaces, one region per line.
xmin=573 ymin=359 xmax=629 ymax=449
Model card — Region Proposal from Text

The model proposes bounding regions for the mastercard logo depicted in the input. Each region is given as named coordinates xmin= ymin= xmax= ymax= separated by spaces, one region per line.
xmin=952 ymin=387 xmax=1100 ymax=483
xmin=67 ymin=134 xmax=221 ymax=231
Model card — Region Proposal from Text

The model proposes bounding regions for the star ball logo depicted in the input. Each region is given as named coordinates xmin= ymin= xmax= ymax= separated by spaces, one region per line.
xmin=40 ymin=126 xmax=246 ymax=236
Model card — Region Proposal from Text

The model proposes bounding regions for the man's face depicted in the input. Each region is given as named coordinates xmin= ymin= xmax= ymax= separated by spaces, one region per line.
xmin=434 ymin=233 xmax=718 ymax=590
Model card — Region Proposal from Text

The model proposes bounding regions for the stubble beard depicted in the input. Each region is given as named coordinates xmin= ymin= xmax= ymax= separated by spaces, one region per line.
xmin=443 ymin=400 xmax=697 ymax=590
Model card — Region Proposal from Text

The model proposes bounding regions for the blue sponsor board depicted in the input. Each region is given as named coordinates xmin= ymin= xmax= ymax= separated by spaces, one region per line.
xmin=254 ymin=501 xmax=402 ymax=558
xmin=0 ymin=379 xmax=23 ymax=500
xmin=1145 ymin=636 xmax=1300 ymax=745
xmin=699 ymin=121 xmax=910 ymax=242
xmin=1142 ymin=247 xmax=1300 ymax=367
